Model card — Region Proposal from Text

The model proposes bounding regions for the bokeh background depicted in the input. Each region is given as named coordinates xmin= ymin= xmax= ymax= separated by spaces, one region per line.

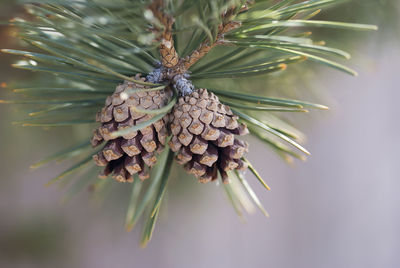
xmin=1 ymin=1 xmax=399 ymax=268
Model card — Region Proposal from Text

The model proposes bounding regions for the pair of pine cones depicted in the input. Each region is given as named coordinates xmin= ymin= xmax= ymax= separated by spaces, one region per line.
xmin=91 ymin=74 xmax=249 ymax=184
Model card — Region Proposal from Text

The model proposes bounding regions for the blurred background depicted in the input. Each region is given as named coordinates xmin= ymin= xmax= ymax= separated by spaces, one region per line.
xmin=0 ymin=1 xmax=399 ymax=268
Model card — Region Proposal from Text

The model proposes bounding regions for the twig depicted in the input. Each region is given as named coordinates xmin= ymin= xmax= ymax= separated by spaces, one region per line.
xmin=149 ymin=0 xmax=179 ymax=68
xmin=178 ymin=3 xmax=242 ymax=72
xmin=150 ymin=1 xmax=243 ymax=73
xmin=179 ymin=20 xmax=242 ymax=71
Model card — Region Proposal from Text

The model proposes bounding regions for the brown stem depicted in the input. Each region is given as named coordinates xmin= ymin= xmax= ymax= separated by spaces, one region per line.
xmin=150 ymin=1 xmax=243 ymax=74
xmin=149 ymin=0 xmax=179 ymax=68
xmin=179 ymin=20 xmax=242 ymax=72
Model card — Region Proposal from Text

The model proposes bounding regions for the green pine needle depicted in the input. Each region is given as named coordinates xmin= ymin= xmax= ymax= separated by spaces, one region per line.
xmin=1 ymin=0 xmax=377 ymax=245
xmin=242 ymin=157 xmax=272 ymax=191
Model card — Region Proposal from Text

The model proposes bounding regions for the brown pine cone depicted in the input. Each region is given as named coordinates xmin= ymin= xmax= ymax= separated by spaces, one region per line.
xmin=91 ymin=74 xmax=172 ymax=182
xmin=168 ymin=88 xmax=249 ymax=184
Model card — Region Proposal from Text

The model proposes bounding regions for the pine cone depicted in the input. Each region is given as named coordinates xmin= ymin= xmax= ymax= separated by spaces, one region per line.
xmin=91 ymin=74 xmax=172 ymax=182
xmin=168 ymin=88 xmax=249 ymax=184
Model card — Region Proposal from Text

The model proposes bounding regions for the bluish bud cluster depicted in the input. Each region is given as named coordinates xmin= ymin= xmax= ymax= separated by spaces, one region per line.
xmin=173 ymin=74 xmax=194 ymax=96
xmin=146 ymin=67 xmax=166 ymax=83
xmin=147 ymin=64 xmax=195 ymax=96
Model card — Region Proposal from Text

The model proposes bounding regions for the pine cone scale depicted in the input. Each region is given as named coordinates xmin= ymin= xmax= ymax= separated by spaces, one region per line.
xmin=169 ymin=88 xmax=249 ymax=183
xmin=91 ymin=74 xmax=172 ymax=182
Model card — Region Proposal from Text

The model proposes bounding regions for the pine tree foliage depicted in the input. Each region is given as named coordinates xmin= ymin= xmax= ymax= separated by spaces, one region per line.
xmin=1 ymin=0 xmax=376 ymax=246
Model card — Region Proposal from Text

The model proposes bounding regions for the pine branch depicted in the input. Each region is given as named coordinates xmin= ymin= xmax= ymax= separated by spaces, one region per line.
xmin=1 ymin=0 xmax=378 ymax=246
xmin=179 ymin=20 xmax=242 ymax=71
xmin=149 ymin=0 xmax=179 ymax=67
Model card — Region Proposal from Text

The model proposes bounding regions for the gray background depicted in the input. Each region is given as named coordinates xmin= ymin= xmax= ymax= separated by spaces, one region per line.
xmin=0 ymin=1 xmax=399 ymax=268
